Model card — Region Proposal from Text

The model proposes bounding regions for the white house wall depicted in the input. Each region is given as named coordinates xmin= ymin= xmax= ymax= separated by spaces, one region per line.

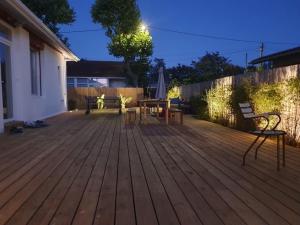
xmin=10 ymin=26 xmax=31 ymax=121
xmin=1 ymin=24 xmax=68 ymax=132
xmin=39 ymin=45 xmax=67 ymax=118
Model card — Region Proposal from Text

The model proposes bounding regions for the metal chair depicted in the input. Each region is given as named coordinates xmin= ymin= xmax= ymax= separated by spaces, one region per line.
xmin=239 ymin=102 xmax=286 ymax=170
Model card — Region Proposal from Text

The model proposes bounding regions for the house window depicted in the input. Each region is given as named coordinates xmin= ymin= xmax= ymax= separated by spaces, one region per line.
xmin=67 ymin=78 xmax=75 ymax=87
xmin=77 ymin=78 xmax=88 ymax=87
xmin=89 ymin=78 xmax=108 ymax=87
xmin=30 ymin=49 xmax=42 ymax=95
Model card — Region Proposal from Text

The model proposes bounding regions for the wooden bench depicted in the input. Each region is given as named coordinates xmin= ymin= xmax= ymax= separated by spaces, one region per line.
xmin=169 ymin=108 xmax=183 ymax=125
xmin=85 ymin=96 xmax=121 ymax=115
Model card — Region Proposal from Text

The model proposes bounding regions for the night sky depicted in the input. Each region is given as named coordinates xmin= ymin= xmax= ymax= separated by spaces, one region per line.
xmin=61 ymin=0 xmax=300 ymax=67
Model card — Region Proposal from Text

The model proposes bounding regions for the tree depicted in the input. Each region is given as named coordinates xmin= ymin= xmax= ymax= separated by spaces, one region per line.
xmin=167 ymin=64 xmax=199 ymax=84
xmin=91 ymin=0 xmax=140 ymax=37
xmin=91 ymin=0 xmax=153 ymax=86
xmin=192 ymin=52 xmax=244 ymax=80
xmin=21 ymin=0 xmax=75 ymax=46
xmin=130 ymin=59 xmax=151 ymax=88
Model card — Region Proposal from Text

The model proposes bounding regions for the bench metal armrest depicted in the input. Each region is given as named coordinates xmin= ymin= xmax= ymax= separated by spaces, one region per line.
xmin=254 ymin=112 xmax=281 ymax=130
xmin=251 ymin=114 xmax=270 ymax=134
xmin=260 ymin=112 xmax=281 ymax=130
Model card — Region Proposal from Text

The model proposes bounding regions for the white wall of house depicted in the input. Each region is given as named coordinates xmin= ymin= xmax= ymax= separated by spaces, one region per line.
xmin=12 ymin=27 xmax=67 ymax=122
xmin=1 ymin=21 xmax=69 ymax=132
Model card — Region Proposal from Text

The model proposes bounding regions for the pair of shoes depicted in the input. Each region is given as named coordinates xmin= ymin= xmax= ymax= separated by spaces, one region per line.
xmin=24 ymin=120 xmax=49 ymax=128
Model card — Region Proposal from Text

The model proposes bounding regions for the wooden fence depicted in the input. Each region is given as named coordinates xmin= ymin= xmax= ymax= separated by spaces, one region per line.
xmin=179 ymin=65 xmax=300 ymax=100
xmin=179 ymin=64 xmax=300 ymax=146
xmin=67 ymin=87 xmax=144 ymax=109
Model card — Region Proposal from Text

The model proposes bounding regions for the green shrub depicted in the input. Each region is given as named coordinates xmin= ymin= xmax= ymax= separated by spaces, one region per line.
xmin=250 ymin=83 xmax=283 ymax=129
xmin=230 ymin=79 xmax=254 ymax=130
xmin=189 ymin=95 xmax=209 ymax=119
xmin=206 ymin=85 xmax=232 ymax=125
xmin=250 ymin=83 xmax=282 ymax=114
xmin=168 ymin=86 xmax=180 ymax=99
xmin=96 ymin=94 xmax=105 ymax=110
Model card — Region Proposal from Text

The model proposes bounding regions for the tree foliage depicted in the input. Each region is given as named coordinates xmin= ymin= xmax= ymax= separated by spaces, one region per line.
xmin=91 ymin=0 xmax=153 ymax=86
xmin=91 ymin=0 xmax=140 ymax=37
xmin=167 ymin=64 xmax=198 ymax=84
xmin=21 ymin=0 xmax=75 ymax=46
xmin=108 ymin=29 xmax=153 ymax=61
xmin=192 ymin=52 xmax=244 ymax=80
xmin=164 ymin=52 xmax=245 ymax=86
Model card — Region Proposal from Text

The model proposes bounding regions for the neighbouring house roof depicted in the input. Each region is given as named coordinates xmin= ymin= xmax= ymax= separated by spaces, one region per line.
xmin=67 ymin=60 xmax=127 ymax=78
xmin=0 ymin=0 xmax=79 ymax=61
xmin=250 ymin=46 xmax=300 ymax=67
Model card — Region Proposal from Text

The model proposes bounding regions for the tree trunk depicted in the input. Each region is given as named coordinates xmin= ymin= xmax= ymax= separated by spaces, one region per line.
xmin=125 ymin=60 xmax=138 ymax=87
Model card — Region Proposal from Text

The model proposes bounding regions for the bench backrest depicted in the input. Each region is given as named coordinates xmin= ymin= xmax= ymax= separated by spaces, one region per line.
xmin=239 ymin=102 xmax=255 ymax=119
xmin=86 ymin=96 xmax=121 ymax=108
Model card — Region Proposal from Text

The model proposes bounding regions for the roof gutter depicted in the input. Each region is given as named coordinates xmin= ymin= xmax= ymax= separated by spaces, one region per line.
xmin=4 ymin=0 xmax=79 ymax=61
xmin=250 ymin=46 xmax=300 ymax=65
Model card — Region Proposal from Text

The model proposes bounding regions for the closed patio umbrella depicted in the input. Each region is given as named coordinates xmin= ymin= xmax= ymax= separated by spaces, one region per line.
xmin=155 ymin=67 xmax=166 ymax=99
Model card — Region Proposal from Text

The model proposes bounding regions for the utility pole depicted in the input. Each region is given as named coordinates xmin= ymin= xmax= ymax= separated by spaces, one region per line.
xmin=245 ymin=52 xmax=248 ymax=73
xmin=259 ymin=42 xmax=264 ymax=68
xmin=259 ymin=42 xmax=264 ymax=58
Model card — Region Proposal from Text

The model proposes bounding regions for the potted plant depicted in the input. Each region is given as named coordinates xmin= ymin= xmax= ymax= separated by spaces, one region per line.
xmin=96 ymin=94 xmax=105 ymax=110
xmin=120 ymin=94 xmax=132 ymax=113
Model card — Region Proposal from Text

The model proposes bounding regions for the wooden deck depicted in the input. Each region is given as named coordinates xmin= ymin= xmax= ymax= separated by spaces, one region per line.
xmin=0 ymin=111 xmax=300 ymax=225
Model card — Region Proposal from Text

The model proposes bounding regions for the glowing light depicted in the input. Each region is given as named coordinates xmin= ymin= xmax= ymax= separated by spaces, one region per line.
xmin=140 ymin=23 xmax=148 ymax=32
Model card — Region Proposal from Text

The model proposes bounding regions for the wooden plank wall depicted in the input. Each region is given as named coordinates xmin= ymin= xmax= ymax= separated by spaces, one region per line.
xmin=67 ymin=87 xmax=144 ymax=109
xmin=180 ymin=64 xmax=300 ymax=100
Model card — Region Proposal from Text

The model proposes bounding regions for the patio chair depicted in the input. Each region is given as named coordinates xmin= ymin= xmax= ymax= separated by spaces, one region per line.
xmin=239 ymin=102 xmax=286 ymax=170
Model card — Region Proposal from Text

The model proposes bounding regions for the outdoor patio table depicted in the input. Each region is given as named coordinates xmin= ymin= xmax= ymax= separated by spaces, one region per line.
xmin=138 ymin=99 xmax=169 ymax=124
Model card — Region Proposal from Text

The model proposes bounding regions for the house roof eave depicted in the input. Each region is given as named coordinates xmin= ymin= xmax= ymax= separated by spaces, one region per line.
xmin=250 ymin=46 xmax=300 ymax=65
xmin=2 ymin=0 xmax=79 ymax=61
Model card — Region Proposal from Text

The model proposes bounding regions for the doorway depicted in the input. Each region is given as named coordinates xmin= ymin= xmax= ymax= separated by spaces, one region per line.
xmin=0 ymin=42 xmax=12 ymax=119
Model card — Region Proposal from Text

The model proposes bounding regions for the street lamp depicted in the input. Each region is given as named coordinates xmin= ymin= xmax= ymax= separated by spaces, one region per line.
xmin=140 ymin=22 xmax=148 ymax=32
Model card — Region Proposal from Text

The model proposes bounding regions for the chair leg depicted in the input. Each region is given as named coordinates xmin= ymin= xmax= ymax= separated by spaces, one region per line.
xmin=282 ymin=134 xmax=286 ymax=167
xmin=255 ymin=135 xmax=269 ymax=160
xmin=243 ymin=135 xmax=261 ymax=166
xmin=277 ymin=135 xmax=280 ymax=171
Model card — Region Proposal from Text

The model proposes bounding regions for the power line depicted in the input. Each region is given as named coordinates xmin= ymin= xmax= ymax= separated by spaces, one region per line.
xmin=61 ymin=26 xmax=300 ymax=46
xmin=61 ymin=28 xmax=104 ymax=33
xmin=151 ymin=26 xmax=300 ymax=46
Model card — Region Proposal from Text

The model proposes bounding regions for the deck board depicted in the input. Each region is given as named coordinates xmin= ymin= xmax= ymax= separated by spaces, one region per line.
xmin=0 ymin=111 xmax=299 ymax=225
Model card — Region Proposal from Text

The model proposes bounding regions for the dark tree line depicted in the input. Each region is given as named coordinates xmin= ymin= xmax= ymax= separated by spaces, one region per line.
xmin=149 ymin=52 xmax=245 ymax=88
